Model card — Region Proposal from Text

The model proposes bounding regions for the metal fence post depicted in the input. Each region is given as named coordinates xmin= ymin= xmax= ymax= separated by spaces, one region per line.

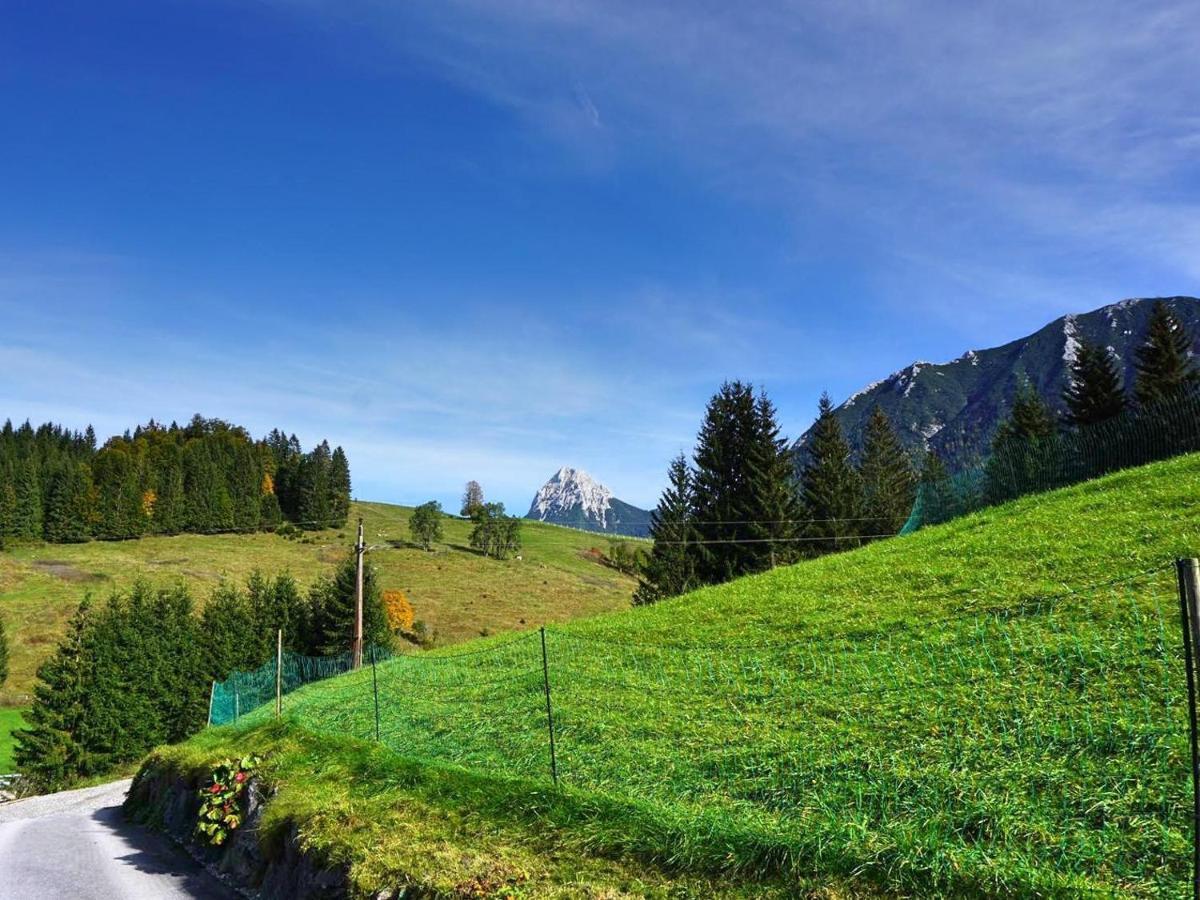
xmin=1177 ymin=557 xmax=1200 ymax=900
xmin=275 ymin=629 xmax=283 ymax=719
xmin=207 ymin=680 xmax=216 ymax=727
xmin=539 ymin=626 xmax=559 ymax=786
xmin=370 ymin=644 xmax=381 ymax=743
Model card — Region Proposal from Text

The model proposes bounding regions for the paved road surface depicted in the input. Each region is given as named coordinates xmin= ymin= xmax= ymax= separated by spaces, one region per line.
xmin=0 ymin=779 xmax=239 ymax=900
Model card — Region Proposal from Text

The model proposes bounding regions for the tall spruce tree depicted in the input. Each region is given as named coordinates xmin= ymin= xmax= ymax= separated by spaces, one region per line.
xmin=984 ymin=377 xmax=1059 ymax=503
xmin=799 ymin=393 xmax=864 ymax=555
xmin=692 ymin=382 xmax=763 ymax=582
xmin=13 ymin=456 xmax=42 ymax=539
xmin=201 ymin=584 xmax=258 ymax=681
xmin=328 ymin=447 xmax=352 ymax=527
xmin=858 ymin=406 xmax=917 ymax=539
xmin=308 ymin=552 xmax=392 ymax=656
xmin=744 ymin=392 xmax=804 ymax=569
xmin=635 ymin=453 xmax=698 ymax=605
xmin=14 ymin=600 xmax=94 ymax=787
xmin=1063 ymin=339 xmax=1124 ymax=426
xmin=1134 ymin=300 xmax=1198 ymax=406
xmin=43 ymin=460 xmax=95 ymax=543
xmin=917 ymin=449 xmax=960 ymax=526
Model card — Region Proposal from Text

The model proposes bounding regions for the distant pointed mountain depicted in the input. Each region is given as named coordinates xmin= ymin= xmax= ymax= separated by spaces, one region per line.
xmin=796 ymin=296 xmax=1200 ymax=470
xmin=526 ymin=467 xmax=652 ymax=537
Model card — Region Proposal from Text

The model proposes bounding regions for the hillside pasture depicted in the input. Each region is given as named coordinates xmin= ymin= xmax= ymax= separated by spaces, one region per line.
xmin=183 ymin=453 xmax=1200 ymax=897
xmin=0 ymin=502 xmax=637 ymax=705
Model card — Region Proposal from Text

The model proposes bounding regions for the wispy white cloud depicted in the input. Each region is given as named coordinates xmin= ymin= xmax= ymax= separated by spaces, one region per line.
xmin=274 ymin=0 xmax=1200 ymax=322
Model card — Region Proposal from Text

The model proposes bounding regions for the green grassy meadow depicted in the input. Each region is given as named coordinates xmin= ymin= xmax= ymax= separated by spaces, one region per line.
xmin=0 ymin=707 xmax=27 ymax=773
xmin=0 ymin=502 xmax=639 ymax=705
xmin=151 ymin=453 xmax=1200 ymax=897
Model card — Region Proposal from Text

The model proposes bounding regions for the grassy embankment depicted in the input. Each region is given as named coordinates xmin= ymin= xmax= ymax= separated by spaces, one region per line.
xmin=0 ymin=502 xmax=640 ymax=705
xmin=0 ymin=707 xmax=27 ymax=773
xmin=141 ymin=453 xmax=1200 ymax=898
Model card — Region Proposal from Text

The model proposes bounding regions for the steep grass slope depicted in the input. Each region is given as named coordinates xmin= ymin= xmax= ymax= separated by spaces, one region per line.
xmin=0 ymin=501 xmax=637 ymax=704
xmin=147 ymin=453 xmax=1200 ymax=898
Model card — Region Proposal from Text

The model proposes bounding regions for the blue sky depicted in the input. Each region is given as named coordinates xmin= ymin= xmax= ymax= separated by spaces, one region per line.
xmin=1 ymin=0 xmax=1197 ymax=511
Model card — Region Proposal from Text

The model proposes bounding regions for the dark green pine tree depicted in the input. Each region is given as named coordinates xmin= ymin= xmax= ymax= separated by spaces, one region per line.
xmin=153 ymin=458 xmax=186 ymax=535
xmin=307 ymin=553 xmax=392 ymax=656
xmin=691 ymin=381 xmax=762 ymax=584
xmin=858 ymin=406 xmax=917 ymax=539
xmin=14 ymin=600 xmax=94 ymax=788
xmin=0 ymin=468 xmax=20 ymax=545
xmin=263 ymin=573 xmax=311 ymax=654
xmin=91 ymin=448 xmax=144 ymax=540
xmin=43 ymin=461 xmax=95 ymax=543
xmin=1063 ymin=339 xmax=1124 ymax=426
xmin=635 ymin=454 xmax=699 ymax=605
xmin=744 ymin=392 xmax=803 ymax=569
xmin=328 ymin=447 xmax=352 ymax=527
xmin=13 ymin=456 xmax=43 ymax=539
xmin=82 ymin=587 xmax=165 ymax=769
xmin=984 ymin=377 xmax=1059 ymax=503
xmin=917 ymin=448 xmax=960 ymax=526
xmin=200 ymin=583 xmax=258 ymax=681
xmin=1134 ymin=300 xmax=1199 ymax=406
xmin=798 ymin=393 xmax=865 ymax=555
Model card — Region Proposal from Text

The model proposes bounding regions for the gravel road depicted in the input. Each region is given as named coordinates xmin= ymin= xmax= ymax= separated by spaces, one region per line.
xmin=0 ymin=779 xmax=239 ymax=899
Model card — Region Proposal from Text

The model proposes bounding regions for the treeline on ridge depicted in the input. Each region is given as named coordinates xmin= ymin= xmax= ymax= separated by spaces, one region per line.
xmin=15 ymin=553 xmax=392 ymax=789
xmin=0 ymin=415 xmax=352 ymax=543
xmin=636 ymin=302 xmax=1200 ymax=604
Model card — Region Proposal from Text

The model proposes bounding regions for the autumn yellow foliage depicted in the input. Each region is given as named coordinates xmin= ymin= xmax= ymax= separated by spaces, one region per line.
xmin=141 ymin=489 xmax=157 ymax=519
xmin=383 ymin=589 xmax=414 ymax=633
xmin=262 ymin=472 xmax=275 ymax=496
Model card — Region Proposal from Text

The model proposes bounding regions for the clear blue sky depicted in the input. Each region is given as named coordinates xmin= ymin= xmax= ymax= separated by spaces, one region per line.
xmin=2 ymin=0 xmax=1197 ymax=511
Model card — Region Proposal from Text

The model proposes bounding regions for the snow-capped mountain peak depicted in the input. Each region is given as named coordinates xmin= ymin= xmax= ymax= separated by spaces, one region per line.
xmin=525 ymin=467 xmax=653 ymax=537
xmin=530 ymin=466 xmax=613 ymax=527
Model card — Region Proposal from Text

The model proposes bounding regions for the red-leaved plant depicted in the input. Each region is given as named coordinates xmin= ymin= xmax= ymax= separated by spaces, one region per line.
xmin=196 ymin=755 xmax=261 ymax=846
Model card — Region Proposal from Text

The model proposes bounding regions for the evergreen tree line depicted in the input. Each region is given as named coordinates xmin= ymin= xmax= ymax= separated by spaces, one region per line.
xmin=920 ymin=301 xmax=1200 ymax=525
xmin=0 ymin=415 xmax=352 ymax=544
xmin=14 ymin=552 xmax=392 ymax=788
xmin=636 ymin=381 xmax=915 ymax=604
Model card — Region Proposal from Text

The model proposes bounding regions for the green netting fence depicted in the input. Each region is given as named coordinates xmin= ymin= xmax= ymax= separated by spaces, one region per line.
xmin=902 ymin=386 xmax=1200 ymax=533
xmin=208 ymin=562 xmax=1199 ymax=896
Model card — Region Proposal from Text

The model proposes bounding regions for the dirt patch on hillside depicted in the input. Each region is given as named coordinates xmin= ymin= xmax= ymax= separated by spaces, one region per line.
xmin=30 ymin=560 xmax=109 ymax=584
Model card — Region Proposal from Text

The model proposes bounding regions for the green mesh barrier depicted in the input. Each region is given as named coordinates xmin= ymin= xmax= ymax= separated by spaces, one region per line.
xmin=902 ymin=387 xmax=1200 ymax=534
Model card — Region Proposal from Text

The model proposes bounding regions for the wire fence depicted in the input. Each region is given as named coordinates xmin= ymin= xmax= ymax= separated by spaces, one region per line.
xmin=209 ymin=563 xmax=1195 ymax=896
xmin=903 ymin=386 xmax=1200 ymax=533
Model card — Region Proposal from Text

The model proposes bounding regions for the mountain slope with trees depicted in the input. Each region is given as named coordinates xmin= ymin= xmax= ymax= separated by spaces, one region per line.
xmin=799 ymin=295 xmax=1200 ymax=469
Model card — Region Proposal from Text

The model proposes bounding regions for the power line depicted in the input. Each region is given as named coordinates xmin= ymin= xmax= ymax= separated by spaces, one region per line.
xmin=650 ymin=534 xmax=898 ymax=545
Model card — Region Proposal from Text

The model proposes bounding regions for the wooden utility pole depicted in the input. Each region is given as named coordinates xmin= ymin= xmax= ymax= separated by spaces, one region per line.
xmin=353 ymin=518 xmax=365 ymax=669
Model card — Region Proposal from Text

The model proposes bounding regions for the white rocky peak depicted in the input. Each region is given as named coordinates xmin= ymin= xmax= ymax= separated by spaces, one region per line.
xmin=530 ymin=466 xmax=613 ymax=527
xmin=1062 ymin=314 xmax=1080 ymax=365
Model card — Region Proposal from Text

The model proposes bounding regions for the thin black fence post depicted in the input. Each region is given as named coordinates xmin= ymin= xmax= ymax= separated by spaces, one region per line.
xmin=370 ymin=644 xmax=381 ymax=743
xmin=540 ymin=626 xmax=559 ymax=786
xmin=1177 ymin=557 xmax=1200 ymax=900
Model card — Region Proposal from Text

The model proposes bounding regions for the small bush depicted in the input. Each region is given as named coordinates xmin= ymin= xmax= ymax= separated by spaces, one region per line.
xmin=196 ymin=755 xmax=261 ymax=847
xmin=383 ymin=589 xmax=415 ymax=634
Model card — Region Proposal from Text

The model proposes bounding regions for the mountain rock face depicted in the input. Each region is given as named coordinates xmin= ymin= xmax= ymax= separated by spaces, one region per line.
xmin=526 ymin=467 xmax=652 ymax=537
xmin=797 ymin=296 xmax=1200 ymax=470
